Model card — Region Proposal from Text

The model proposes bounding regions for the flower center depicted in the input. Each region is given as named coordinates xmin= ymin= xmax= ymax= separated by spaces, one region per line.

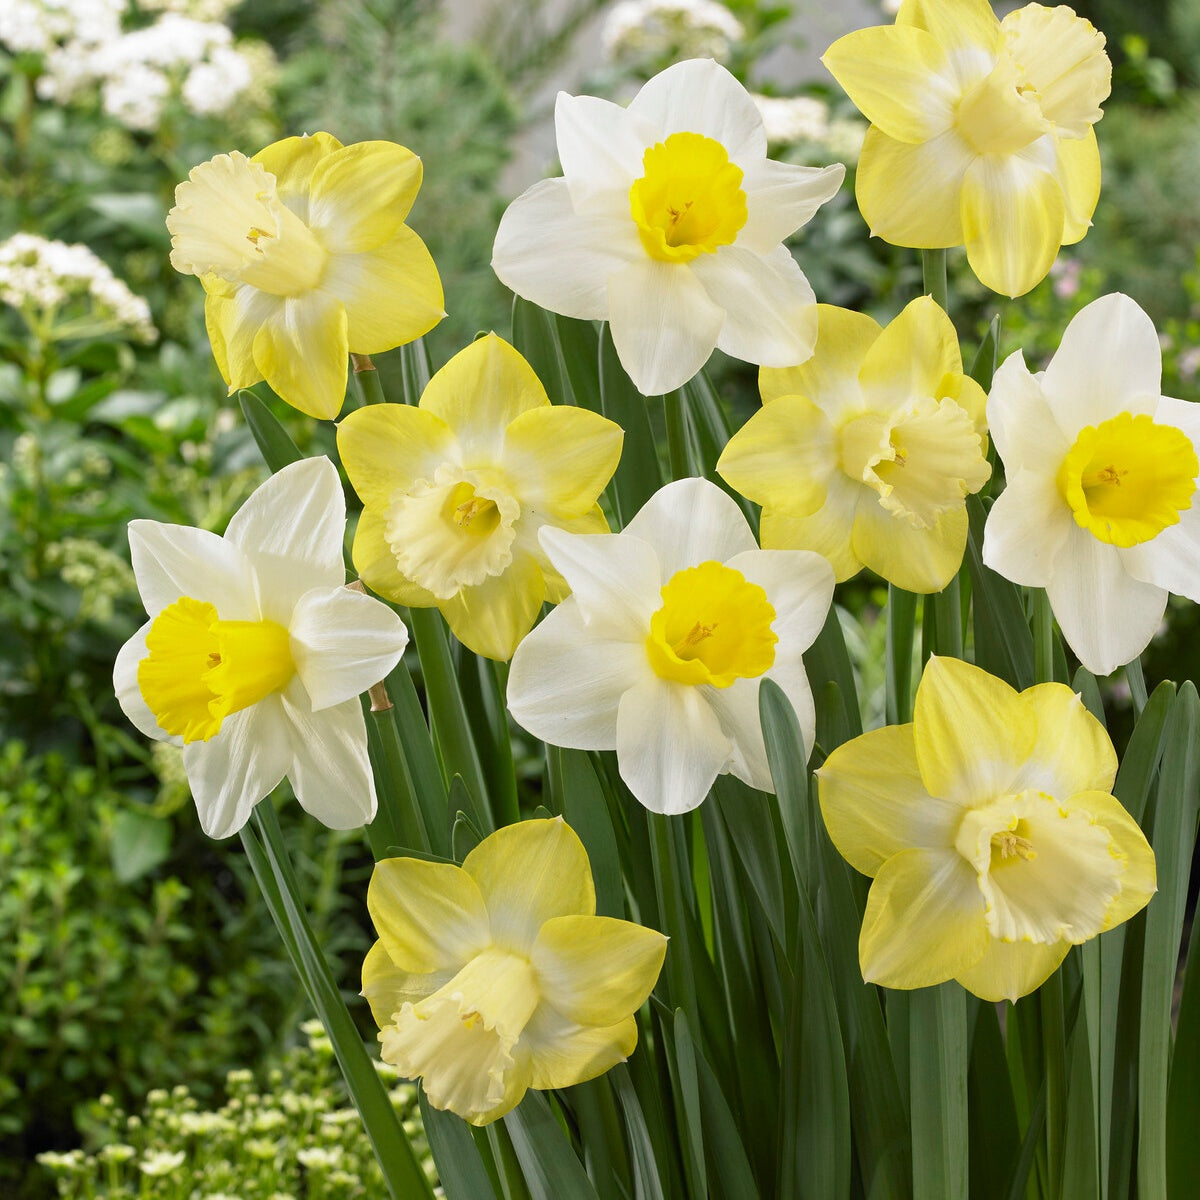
xmin=166 ymin=152 xmax=328 ymax=296
xmin=629 ymin=132 xmax=747 ymax=264
xmin=646 ymin=561 xmax=777 ymax=688
xmin=954 ymin=792 xmax=1123 ymax=944
xmin=1056 ymin=412 xmax=1197 ymax=547
xmin=838 ymin=397 xmax=990 ymax=530
xmin=385 ymin=466 xmax=520 ymax=599
xmin=954 ymin=54 xmax=1050 ymax=155
xmin=138 ymin=596 xmax=294 ymax=743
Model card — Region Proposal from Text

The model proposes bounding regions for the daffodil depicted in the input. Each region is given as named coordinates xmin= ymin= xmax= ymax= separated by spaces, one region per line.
xmin=823 ymin=0 xmax=1110 ymax=297
xmin=818 ymin=656 xmax=1155 ymax=1002
xmin=337 ymin=333 xmax=623 ymax=661
xmin=113 ymin=457 xmax=409 ymax=839
xmin=167 ymin=132 xmax=444 ymax=420
xmin=491 ymin=59 xmax=845 ymax=396
xmin=506 ymin=478 xmax=834 ymax=814
xmin=362 ymin=818 xmax=666 ymax=1125
xmin=717 ymin=297 xmax=990 ymax=593
xmin=983 ymin=293 xmax=1200 ymax=676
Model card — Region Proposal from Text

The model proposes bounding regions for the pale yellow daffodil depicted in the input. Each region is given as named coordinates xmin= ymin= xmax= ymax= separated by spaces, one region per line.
xmin=363 ymin=818 xmax=667 ymax=1125
xmin=167 ymin=132 xmax=444 ymax=420
xmin=717 ymin=297 xmax=990 ymax=593
xmin=817 ymin=656 xmax=1155 ymax=1002
xmin=823 ymin=0 xmax=1111 ymax=297
xmin=337 ymin=333 xmax=623 ymax=661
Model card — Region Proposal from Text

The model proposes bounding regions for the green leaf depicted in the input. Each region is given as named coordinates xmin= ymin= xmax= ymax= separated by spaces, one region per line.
xmin=967 ymin=1001 xmax=1021 ymax=1200
xmin=451 ymin=801 xmax=485 ymax=861
xmin=110 ymin=808 xmax=171 ymax=883
xmin=1166 ymin=905 xmax=1200 ymax=1197
xmin=421 ymin=1094 xmax=500 ymax=1200
xmin=555 ymin=315 xmax=604 ymax=414
xmin=90 ymin=192 xmax=171 ymax=244
xmin=610 ymin=1065 xmax=668 ymax=1200
xmin=598 ymin=323 xmax=662 ymax=525
xmin=968 ymin=316 xmax=1000 ymax=391
xmin=886 ymin=585 xmax=919 ymax=725
xmin=669 ymin=1009 xmax=708 ymax=1200
xmin=549 ymin=747 xmax=624 ymax=918
xmin=909 ymin=984 xmax=969 ymax=1200
xmin=511 ymin=296 xmax=572 ymax=405
xmin=238 ymin=389 xmax=303 ymax=472
xmin=693 ymin=1039 xmax=762 ymax=1199
xmin=504 ymin=1092 xmax=600 ymax=1199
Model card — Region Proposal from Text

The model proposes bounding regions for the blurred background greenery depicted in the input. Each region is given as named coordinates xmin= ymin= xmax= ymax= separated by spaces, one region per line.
xmin=1 ymin=0 xmax=1197 ymax=1194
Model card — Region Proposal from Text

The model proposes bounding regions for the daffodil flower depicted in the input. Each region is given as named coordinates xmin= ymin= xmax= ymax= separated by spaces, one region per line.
xmin=491 ymin=59 xmax=845 ymax=396
xmin=167 ymin=132 xmax=444 ymax=420
xmin=363 ymin=818 xmax=666 ymax=1125
xmin=337 ymin=333 xmax=623 ymax=661
xmin=818 ymin=656 xmax=1155 ymax=1002
xmin=824 ymin=0 xmax=1110 ymax=297
xmin=983 ymin=293 xmax=1200 ymax=676
xmin=506 ymin=478 xmax=834 ymax=814
xmin=717 ymin=297 xmax=990 ymax=593
xmin=113 ymin=457 xmax=409 ymax=839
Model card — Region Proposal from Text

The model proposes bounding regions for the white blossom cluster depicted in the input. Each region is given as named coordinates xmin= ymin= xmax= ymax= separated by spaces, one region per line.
xmin=603 ymin=0 xmax=744 ymax=66
xmin=0 ymin=232 xmax=156 ymax=342
xmin=750 ymin=93 xmax=868 ymax=161
xmin=0 ymin=0 xmax=121 ymax=56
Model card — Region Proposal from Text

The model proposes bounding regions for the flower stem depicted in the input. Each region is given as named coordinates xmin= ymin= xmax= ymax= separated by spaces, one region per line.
xmin=353 ymin=354 xmax=386 ymax=405
xmin=665 ymin=389 xmax=691 ymax=481
xmin=1033 ymin=589 xmax=1055 ymax=684
xmin=922 ymin=248 xmax=949 ymax=313
xmin=886 ymin=584 xmax=919 ymax=724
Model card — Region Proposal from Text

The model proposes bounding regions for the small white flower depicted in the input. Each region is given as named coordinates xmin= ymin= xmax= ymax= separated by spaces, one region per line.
xmin=139 ymin=1149 xmax=186 ymax=1176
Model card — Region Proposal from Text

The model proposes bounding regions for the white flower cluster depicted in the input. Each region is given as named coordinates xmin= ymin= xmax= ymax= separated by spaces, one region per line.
xmin=0 ymin=0 xmax=121 ymax=56
xmin=138 ymin=0 xmax=241 ymax=20
xmin=751 ymin=93 xmax=868 ymax=161
xmin=603 ymin=0 xmax=744 ymax=66
xmin=0 ymin=232 xmax=156 ymax=341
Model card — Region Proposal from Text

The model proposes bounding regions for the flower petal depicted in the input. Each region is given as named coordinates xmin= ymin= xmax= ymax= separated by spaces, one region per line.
xmin=323 ymin=226 xmax=445 ymax=355
xmin=913 ymin=655 xmax=1034 ymax=806
xmin=986 ymin=349 xmax=1071 ymax=474
xmin=858 ymin=295 xmax=963 ymax=408
xmin=898 ymin=0 xmax=1003 ymax=58
xmin=114 ymin=622 xmax=180 ymax=744
xmin=817 ymin=723 xmax=961 ymax=877
xmin=1122 ymin=502 xmax=1200 ymax=602
xmin=438 ymin=551 xmax=546 ymax=661
xmin=555 ymin=92 xmax=655 ymax=212
xmin=524 ymin=1009 xmax=637 ymax=1091
xmin=606 ymin=258 xmax=724 ymax=396
xmin=338 ymin=403 xmax=457 ymax=510
xmin=953 ymin=940 xmax=1069 ymax=1003
xmin=851 ymin=497 xmax=969 ymax=594
xmin=859 ymin=847 xmax=990 ymax=990
xmin=760 ymin=303 xmax=878 ymax=414
xmin=1056 ymin=127 xmax=1101 ymax=244
xmin=252 ymin=131 xmax=342 ymax=221
xmin=361 ymin=939 xmax=451 ymax=1027
xmin=252 ymin=291 xmax=349 ymax=420
xmin=1011 ymin=684 xmax=1117 ymax=797
xmin=981 ymin=469 xmax=1073 ymax=589
xmin=691 ymin=244 xmax=819 ymax=369
xmin=726 ymin=547 xmax=834 ymax=658
xmin=205 ymin=284 xmax=280 ymax=392
xmin=760 ymin=478 xmax=864 ymax=582
xmin=961 ymin=153 xmax=1064 ymax=297
xmin=1067 ymin=790 xmax=1156 ymax=929
xmin=351 ymin=506 xmax=440 ymax=609
xmin=128 ymin=520 xmax=256 ymax=619
xmin=462 ymin=818 xmax=596 ymax=952
xmin=738 ymin=159 xmax=845 ymax=253
xmin=307 ymin=141 xmax=423 ymax=253
xmin=532 ymin=914 xmax=666 ymax=1025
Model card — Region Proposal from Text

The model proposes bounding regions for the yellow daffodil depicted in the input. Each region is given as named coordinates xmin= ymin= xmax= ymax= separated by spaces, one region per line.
xmin=823 ymin=0 xmax=1110 ymax=297
xmin=983 ymin=293 xmax=1200 ymax=676
xmin=817 ymin=656 xmax=1155 ymax=1002
xmin=167 ymin=132 xmax=444 ymax=420
xmin=506 ymin=478 xmax=834 ymax=814
xmin=492 ymin=59 xmax=844 ymax=396
xmin=113 ymin=458 xmax=410 ymax=839
xmin=337 ymin=333 xmax=622 ymax=661
xmin=363 ymin=818 xmax=666 ymax=1125
xmin=717 ymin=297 xmax=989 ymax=593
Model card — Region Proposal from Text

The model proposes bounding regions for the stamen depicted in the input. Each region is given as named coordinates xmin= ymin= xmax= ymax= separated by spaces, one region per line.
xmin=246 ymin=226 xmax=273 ymax=247
xmin=674 ymin=621 xmax=717 ymax=652
xmin=992 ymin=830 xmax=1036 ymax=862
xmin=455 ymin=497 xmax=492 ymax=527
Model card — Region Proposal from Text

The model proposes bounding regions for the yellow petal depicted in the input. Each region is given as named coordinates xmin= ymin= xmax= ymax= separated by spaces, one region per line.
xmin=822 ymin=25 xmax=956 ymax=143
xmin=897 ymin=0 xmax=1002 ymax=56
xmin=367 ymin=857 xmax=490 ymax=974
xmin=325 ymin=225 xmax=445 ymax=355
xmin=856 ymin=125 xmax=973 ymax=249
xmin=1015 ymin=683 xmax=1118 ymax=797
xmin=940 ymin=372 xmax=988 ymax=437
xmin=206 ymin=283 xmax=279 ymax=393
xmin=252 ymin=292 xmax=349 ymax=420
xmin=539 ymin=504 xmax=610 ymax=603
xmin=961 ymin=153 xmax=1065 ymax=298
xmin=851 ymin=498 xmax=969 ymax=593
xmin=350 ymin=506 xmax=440 ymax=609
xmin=307 ymin=140 xmax=424 ymax=253
xmin=859 ymin=847 xmax=990 ymax=990
xmin=204 ymin=290 xmax=233 ymax=388
xmin=361 ymin=939 xmax=448 ymax=1027
xmin=462 ymin=817 xmax=596 ymax=952
xmin=817 ymin=722 xmax=962 ymax=877
xmin=252 ymin=131 xmax=343 ymax=212
xmin=524 ymin=1010 xmax=638 ymax=1091
xmin=1056 ymin=126 xmax=1101 ymax=245
xmin=501 ymin=405 xmax=623 ymax=515
xmin=760 ymin=304 xmax=879 ymax=412
xmin=338 ymin=403 xmax=457 ymax=510
xmin=1066 ymin=789 xmax=1156 ymax=930
xmin=717 ymin=394 xmax=835 ymax=515
xmin=438 ymin=550 xmax=546 ymax=661
xmin=913 ymin=656 xmax=1035 ymax=805
xmin=954 ymin=939 xmax=1069 ymax=1003
xmin=532 ymin=914 xmax=667 ymax=1026
xmin=760 ymin=485 xmax=863 ymax=582
xmin=858 ymin=295 xmax=964 ymax=409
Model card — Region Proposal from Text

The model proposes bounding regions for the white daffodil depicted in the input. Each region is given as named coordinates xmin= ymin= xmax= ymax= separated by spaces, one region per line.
xmin=983 ymin=293 xmax=1200 ymax=676
xmin=491 ymin=59 xmax=845 ymax=397
xmin=113 ymin=457 xmax=409 ymax=838
xmin=506 ymin=478 xmax=834 ymax=814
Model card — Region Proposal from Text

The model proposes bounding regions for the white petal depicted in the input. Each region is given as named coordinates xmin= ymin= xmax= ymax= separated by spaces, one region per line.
xmin=224 ymin=457 xmax=347 ymax=623
xmin=986 ymin=350 xmax=1071 ymax=473
xmin=606 ymin=258 xmax=724 ymax=396
xmin=1156 ymin=394 xmax=1200 ymax=443
xmin=281 ymin=686 xmax=377 ymax=828
xmin=738 ymin=159 xmax=845 ymax=254
xmin=622 ymin=477 xmax=758 ymax=578
xmin=1120 ymin=504 xmax=1200 ymax=602
xmin=554 ymin=92 xmax=656 ymax=212
xmin=982 ymin=469 xmax=1073 ymax=588
xmin=691 ymin=245 xmax=818 ymax=368
xmin=616 ymin=676 xmax=729 ymax=814
xmin=183 ymin=701 xmax=292 ymax=839
xmin=128 ymin=521 xmax=256 ymax=618
xmin=724 ymin=548 xmax=835 ymax=657
xmin=113 ymin=622 xmax=180 ymax=744
xmin=1046 ymin=525 xmax=1168 ymax=675
xmin=491 ymin=178 xmax=639 ymax=321
xmin=1042 ymin=293 xmax=1162 ymax=432
xmin=506 ymin=599 xmax=652 ymax=750
xmin=288 ymin=585 xmax=409 ymax=711
xmin=629 ymin=59 xmax=767 ymax=162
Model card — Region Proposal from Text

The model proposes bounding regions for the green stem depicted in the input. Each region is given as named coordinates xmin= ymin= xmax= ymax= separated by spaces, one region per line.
xmin=1041 ymin=971 xmax=1067 ymax=1198
xmin=353 ymin=354 xmax=387 ymax=405
xmin=363 ymin=689 xmax=431 ymax=857
xmin=664 ymin=389 xmax=691 ymax=481
xmin=1125 ymin=657 xmax=1148 ymax=715
xmin=931 ymin=576 xmax=963 ymax=660
xmin=923 ymin=248 xmax=949 ymax=313
xmin=1033 ymin=589 xmax=1054 ymax=684
xmin=886 ymin=584 xmax=919 ymax=724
